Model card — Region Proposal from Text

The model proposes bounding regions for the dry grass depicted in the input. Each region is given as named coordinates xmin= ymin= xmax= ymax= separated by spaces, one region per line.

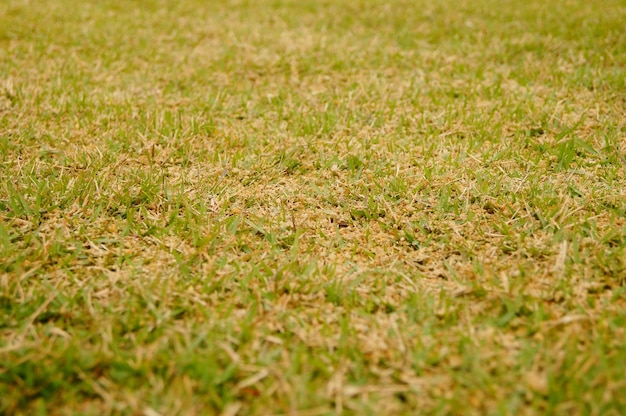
xmin=1 ymin=0 xmax=626 ymax=414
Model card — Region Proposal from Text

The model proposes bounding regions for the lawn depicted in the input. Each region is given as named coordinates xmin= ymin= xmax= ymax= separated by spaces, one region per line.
xmin=1 ymin=0 xmax=625 ymax=414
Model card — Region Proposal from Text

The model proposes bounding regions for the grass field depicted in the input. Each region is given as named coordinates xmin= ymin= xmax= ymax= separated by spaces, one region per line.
xmin=1 ymin=0 xmax=626 ymax=414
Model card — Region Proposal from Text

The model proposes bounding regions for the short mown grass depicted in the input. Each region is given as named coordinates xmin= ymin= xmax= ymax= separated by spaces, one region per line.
xmin=1 ymin=0 xmax=625 ymax=414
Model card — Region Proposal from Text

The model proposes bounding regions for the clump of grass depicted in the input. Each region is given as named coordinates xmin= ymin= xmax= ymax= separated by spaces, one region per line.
xmin=1 ymin=0 xmax=625 ymax=414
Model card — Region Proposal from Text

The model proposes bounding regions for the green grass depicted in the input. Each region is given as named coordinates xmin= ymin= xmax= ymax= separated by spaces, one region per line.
xmin=1 ymin=0 xmax=625 ymax=414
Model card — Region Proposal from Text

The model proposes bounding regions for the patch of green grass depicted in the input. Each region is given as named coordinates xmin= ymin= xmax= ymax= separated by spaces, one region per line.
xmin=1 ymin=0 xmax=626 ymax=414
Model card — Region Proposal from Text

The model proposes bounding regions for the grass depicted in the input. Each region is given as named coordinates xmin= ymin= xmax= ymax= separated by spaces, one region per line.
xmin=1 ymin=0 xmax=625 ymax=414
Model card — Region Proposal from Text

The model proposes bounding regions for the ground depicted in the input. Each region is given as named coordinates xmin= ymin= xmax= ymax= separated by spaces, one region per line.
xmin=1 ymin=0 xmax=625 ymax=414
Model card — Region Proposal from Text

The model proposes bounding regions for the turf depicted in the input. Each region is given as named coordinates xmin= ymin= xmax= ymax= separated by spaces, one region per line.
xmin=1 ymin=0 xmax=625 ymax=414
